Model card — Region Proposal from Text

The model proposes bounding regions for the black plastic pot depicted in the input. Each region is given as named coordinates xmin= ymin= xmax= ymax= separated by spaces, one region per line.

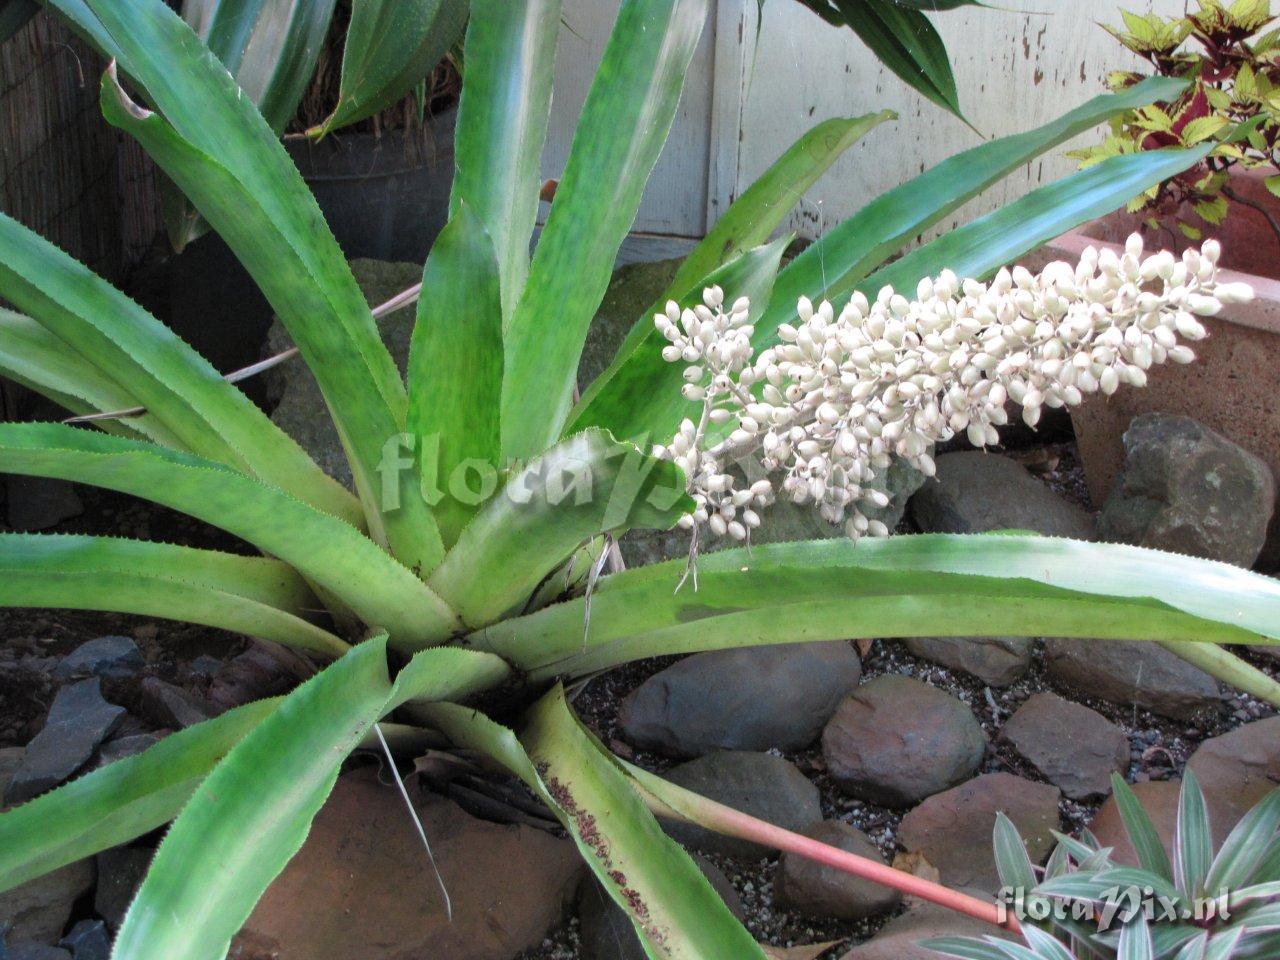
xmin=284 ymin=107 xmax=456 ymax=263
xmin=163 ymin=108 xmax=456 ymax=383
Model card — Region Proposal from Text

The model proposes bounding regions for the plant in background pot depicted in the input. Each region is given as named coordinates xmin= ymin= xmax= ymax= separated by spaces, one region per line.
xmin=928 ymin=773 xmax=1280 ymax=960
xmin=2 ymin=1 xmax=1280 ymax=958
xmin=1023 ymin=0 xmax=1280 ymax=568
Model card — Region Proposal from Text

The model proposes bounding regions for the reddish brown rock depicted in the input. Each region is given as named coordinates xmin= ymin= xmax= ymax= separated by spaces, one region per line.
xmin=230 ymin=769 xmax=582 ymax=960
xmin=821 ymin=676 xmax=986 ymax=806
xmin=1187 ymin=716 xmax=1280 ymax=836
xmin=1087 ymin=779 xmax=1183 ymax=868
xmin=1000 ymin=692 xmax=1128 ymax=800
xmin=897 ymin=773 xmax=1060 ymax=892
xmin=774 ymin=820 xmax=900 ymax=920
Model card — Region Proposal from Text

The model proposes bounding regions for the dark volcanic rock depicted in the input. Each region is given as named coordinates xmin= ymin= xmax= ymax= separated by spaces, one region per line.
xmin=1098 ymin=413 xmax=1275 ymax=567
xmin=901 ymin=636 xmax=1032 ymax=687
xmin=6 ymin=680 xmax=125 ymax=804
xmin=53 ymin=637 xmax=143 ymax=681
xmin=910 ymin=451 xmax=1095 ymax=539
xmin=1043 ymin=637 xmax=1222 ymax=720
xmin=1000 ymin=692 xmax=1128 ymax=800
xmin=897 ymin=773 xmax=1060 ymax=892
xmin=660 ymin=751 xmax=821 ymax=859
xmin=821 ymin=676 xmax=986 ymax=806
xmin=617 ymin=641 xmax=861 ymax=756
xmin=138 ymin=678 xmax=214 ymax=729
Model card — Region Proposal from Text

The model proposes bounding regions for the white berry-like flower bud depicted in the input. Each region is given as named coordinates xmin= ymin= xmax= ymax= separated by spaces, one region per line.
xmin=653 ymin=234 xmax=1243 ymax=549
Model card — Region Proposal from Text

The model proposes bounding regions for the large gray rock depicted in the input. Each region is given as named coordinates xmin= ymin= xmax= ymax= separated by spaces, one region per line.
xmin=1000 ymin=692 xmax=1128 ymax=800
xmin=265 ymin=259 xmax=422 ymax=487
xmin=617 ymin=641 xmax=861 ymax=756
xmin=138 ymin=678 xmax=214 ymax=729
xmin=1098 ymin=414 xmax=1276 ymax=567
xmin=896 ymin=773 xmax=1061 ymax=892
xmin=577 ymin=855 xmax=742 ymax=960
xmin=660 ymin=751 xmax=821 ymax=859
xmin=821 ymin=676 xmax=986 ymax=806
xmin=6 ymin=680 xmax=125 ymax=805
xmin=773 ymin=820 xmax=900 ymax=920
xmin=902 ymin=636 xmax=1032 ymax=687
xmin=59 ymin=920 xmax=110 ymax=960
xmin=1044 ymin=637 xmax=1222 ymax=720
xmin=910 ymin=451 xmax=1095 ymax=539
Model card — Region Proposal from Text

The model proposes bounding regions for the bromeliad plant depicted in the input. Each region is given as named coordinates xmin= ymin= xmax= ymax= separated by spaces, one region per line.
xmin=928 ymin=773 xmax=1280 ymax=960
xmin=3 ymin=1 xmax=1280 ymax=959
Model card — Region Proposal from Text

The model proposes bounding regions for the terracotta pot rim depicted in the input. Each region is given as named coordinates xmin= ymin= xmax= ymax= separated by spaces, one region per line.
xmin=1046 ymin=228 xmax=1280 ymax=336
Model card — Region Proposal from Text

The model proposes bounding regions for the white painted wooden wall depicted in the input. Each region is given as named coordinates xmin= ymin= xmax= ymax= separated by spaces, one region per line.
xmin=547 ymin=0 xmax=1190 ymax=257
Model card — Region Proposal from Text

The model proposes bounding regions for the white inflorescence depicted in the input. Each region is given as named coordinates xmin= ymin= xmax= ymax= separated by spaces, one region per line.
xmin=653 ymin=234 xmax=1252 ymax=546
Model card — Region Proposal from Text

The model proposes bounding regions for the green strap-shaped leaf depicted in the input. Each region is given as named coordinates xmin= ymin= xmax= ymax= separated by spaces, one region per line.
xmin=499 ymin=0 xmax=710 ymax=461
xmin=1176 ymin=770 xmax=1213 ymax=901
xmin=74 ymin=0 xmax=444 ymax=571
xmin=388 ymin=645 xmax=511 ymax=711
xmin=309 ymin=0 xmax=468 ymax=137
xmin=421 ymin=690 xmax=766 ymax=959
xmin=429 ymin=428 xmax=693 ymax=627
xmin=993 ymin=812 xmax=1038 ymax=893
xmin=185 ymin=0 xmax=336 ymax=133
xmin=0 ymin=533 xmax=348 ymax=655
xmin=830 ymin=0 xmax=963 ymax=119
xmin=1110 ymin=774 xmax=1175 ymax=883
xmin=0 ymin=697 xmax=280 ymax=893
xmin=568 ymin=109 xmax=892 ymax=441
xmin=863 ymin=144 xmax=1216 ymax=297
xmin=1205 ymin=790 xmax=1280 ymax=894
xmin=669 ymin=111 xmax=893 ymax=303
xmin=568 ymin=237 xmax=789 ymax=444
xmin=1162 ymin=639 xmax=1280 ymax=710
xmin=521 ymin=686 xmax=766 ymax=958
xmin=113 ymin=638 xmax=393 ymax=960
xmin=0 ymin=213 xmax=359 ymax=526
xmin=0 ymin=423 xmax=460 ymax=648
xmin=468 ymin=535 xmax=1280 ymax=679
xmin=407 ymin=203 xmax=504 ymax=548
xmin=757 ymin=76 xmax=1187 ymax=352
xmin=166 ymin=0 xmax=338 ymax=250
xmin=0 ymin=310 xmax=179 ymax=448
xmin=103 ymin=638 xmax=506 ymax=959
xmin=449 ymin=0 xmax=561 ymax=320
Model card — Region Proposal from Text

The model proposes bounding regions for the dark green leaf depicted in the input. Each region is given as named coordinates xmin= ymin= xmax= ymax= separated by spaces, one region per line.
xmin=832 ymin=0 xmax=963 ymax=119
xmin=311 ymin=0 xmax=468 ymax=136
xmin=0 ymin=0 xmax=37 ymax=43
